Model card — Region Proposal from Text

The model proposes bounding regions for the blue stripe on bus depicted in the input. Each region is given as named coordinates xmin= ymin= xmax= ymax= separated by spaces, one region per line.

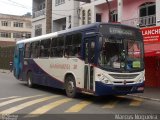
xmin=95 ymin=81 xmax=144 ymax=96
xmin=23 ymin=59 xmax=64 ymax=89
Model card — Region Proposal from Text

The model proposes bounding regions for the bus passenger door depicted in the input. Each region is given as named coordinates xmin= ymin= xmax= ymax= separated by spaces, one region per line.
xmin=84 ymin=37 xmax=96 ymax=91
xmin=13 ymin=44 xmax=24 ymax=79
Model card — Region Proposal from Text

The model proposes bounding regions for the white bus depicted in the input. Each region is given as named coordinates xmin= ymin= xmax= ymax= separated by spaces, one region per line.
xmin=13 ymin=23 xmax=145 ymax=97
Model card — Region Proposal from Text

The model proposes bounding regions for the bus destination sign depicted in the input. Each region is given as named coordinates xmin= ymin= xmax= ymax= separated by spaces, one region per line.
xmin=109 ymin=27 xmax=134 ymax=36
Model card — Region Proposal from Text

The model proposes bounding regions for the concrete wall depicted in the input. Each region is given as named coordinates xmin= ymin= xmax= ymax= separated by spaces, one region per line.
xmin=156 ymin=0 xmax=160 ymax=26
xmin=32 ymin=0 xmax=46 ymax=37
xmin=32 ymin=18 xmax=46 ymax=37
xmin=52 ymin=0 xmax=79 ymax=32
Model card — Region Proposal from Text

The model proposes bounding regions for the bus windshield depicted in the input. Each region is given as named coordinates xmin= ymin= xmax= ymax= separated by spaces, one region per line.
xmin=98 ymin=27 xmax=144 ymax=72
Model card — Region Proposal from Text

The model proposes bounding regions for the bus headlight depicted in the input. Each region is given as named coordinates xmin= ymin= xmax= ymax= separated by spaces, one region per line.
xmin=97 ymin=74 xmax=112 ymax=84
xmin=137 ymin=76 xmax=145 ymax=83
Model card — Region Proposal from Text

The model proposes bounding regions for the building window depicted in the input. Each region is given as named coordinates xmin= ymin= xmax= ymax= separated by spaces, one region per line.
xmin=35 ymin=24 xmax=42 ymax=37
xmin=62 ymin=24 xmax=66 ymax=30
xmin=13 ymin=22 xmax=23 ymax=28
xmin=0 ymin=32 xmax=11 ymax=38
xmin=82 ymin=10 xmax=85 ymax=25
xmin=39 ymin=2 xmax=45 ymax=10
xmin=55 ymin=0 xmax=65 ymax=6
xmin=88 ymin=9 xmax=91 ymax=24
xmin=13 ymin=33 xmax=24 ymax=38
xmin=1 ymin=21 xmax=11 ymax=27
xmin=139 ymin=2 xmax=156 ymax=27
xmin=110 ymin=10 xmax=118 ymax=22
xmin=25 ymin=33 xmax=31 ymax=38
xmin=96 ymin=14 xmax=101 ymax=22
xmin=69 ymin=16 xmax=71 ymax=23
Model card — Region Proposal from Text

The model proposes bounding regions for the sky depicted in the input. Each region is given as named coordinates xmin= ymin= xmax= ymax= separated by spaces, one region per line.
xmin=0 ymin=0 xmax=32 ymax=16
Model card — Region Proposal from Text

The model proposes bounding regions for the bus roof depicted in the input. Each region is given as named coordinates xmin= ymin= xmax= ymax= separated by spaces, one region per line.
xmin=16 ymin=22 xmax=138 ymax=44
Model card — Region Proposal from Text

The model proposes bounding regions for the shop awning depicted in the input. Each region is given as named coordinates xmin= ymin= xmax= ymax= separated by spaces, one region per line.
xmin=144 ymin=43 xmax=160 ymax=57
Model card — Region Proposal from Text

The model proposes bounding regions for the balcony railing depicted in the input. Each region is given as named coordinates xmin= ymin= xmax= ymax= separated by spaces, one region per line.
xmin=121 ymin=15 xmax=156 ymax=27
xmin=33 ymin=9 xmax=45 ymax=18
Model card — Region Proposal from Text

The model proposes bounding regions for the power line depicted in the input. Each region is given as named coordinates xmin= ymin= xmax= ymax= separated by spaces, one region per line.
xmin=7 ymin=0 xmax=32 ymax=9
xmin=0 ymin=0 xmax=31 ymax=10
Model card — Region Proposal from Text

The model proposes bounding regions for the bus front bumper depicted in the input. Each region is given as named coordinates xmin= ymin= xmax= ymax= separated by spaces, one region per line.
xmin=95 ymin=81 xmax=145 ymax=96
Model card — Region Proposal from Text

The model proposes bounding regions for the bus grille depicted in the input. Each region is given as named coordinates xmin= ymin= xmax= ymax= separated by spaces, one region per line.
xmin=109 ymin=74 xmax=139 ymax=79
xmin=113 ymin=81 xmax=134 ymax=84
xmin=113 ymin=86 xmax=133 ymax=92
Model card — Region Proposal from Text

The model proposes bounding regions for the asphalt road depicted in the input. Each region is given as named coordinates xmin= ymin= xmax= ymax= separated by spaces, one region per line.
xmin=0 ymin=71 xmax=160 ymax=120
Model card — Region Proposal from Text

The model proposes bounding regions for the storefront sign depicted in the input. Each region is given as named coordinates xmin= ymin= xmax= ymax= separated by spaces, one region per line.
xmin=141 ymin=26 xmax=160 ymax=44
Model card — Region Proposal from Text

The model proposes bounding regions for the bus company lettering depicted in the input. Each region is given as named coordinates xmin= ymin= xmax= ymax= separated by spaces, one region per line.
xmin=50 ymin=64 xmax=70 ymax=69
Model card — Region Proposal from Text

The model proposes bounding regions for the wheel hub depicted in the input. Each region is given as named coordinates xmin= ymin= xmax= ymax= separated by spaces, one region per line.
xmin=67 ymin=81 xmax=74 ymax=93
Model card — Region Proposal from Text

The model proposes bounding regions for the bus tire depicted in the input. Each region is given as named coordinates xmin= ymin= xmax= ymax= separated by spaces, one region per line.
xmin=27 ymin=72 xmax=34 ymax=88
xmin=65 ymin=75 xmax=77 ymax=98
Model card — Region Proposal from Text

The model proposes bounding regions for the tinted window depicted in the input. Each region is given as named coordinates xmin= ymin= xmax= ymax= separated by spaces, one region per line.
xmin=24 ymin=43 xmax=31 ymax=58
xmin=30 ymin=41 xmax=40 ymax=58
xmin=50 ymin=37 xmax=64 ymax=57
xmin=40 ymin=39 xmax=51 ymax=57
xmin=65 ymin=33 xmax=82 ymax=57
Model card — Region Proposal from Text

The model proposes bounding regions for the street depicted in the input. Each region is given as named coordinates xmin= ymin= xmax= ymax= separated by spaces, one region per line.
xmin=0 ymin=71 xmax=160 ymax=120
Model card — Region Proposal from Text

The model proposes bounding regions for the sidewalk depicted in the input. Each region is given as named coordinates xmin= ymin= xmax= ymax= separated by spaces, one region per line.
xmin=0 ymin=69 xmax=10 ymax=73
xmin=129 ymin=87 xmax=160 ymax=102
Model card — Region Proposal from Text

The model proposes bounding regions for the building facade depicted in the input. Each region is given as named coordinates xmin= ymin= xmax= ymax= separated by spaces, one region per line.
xmin=32 ymin=0 xmax=160 ymax=35
xmin=52 ymin=0 xmax=80 ymax=32
xmin=32 ymin=0 xmax=52 ymax=37
xmin=79 ymin=0 xmax=160 ymax=27
xmin=32 ymin=0 xmax=80 ymax=35
xmin=0 ymin=13 xmax=31 ymax=47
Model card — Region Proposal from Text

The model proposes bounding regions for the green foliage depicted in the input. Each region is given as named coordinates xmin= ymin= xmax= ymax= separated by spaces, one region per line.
xmin=0 ymin=46 xmax=15 ymax=70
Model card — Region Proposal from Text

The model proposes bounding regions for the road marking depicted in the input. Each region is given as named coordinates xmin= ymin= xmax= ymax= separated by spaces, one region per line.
xmin=102 ymin=101 xmax=118 ymax=109
xmin=0 ymin=95 xmax=44 ymax=107
xmin=0 ymin=96 xmax=58 ymax=114
xmin=129 ymin=98 xmax=143 ymax=106
xmin=65 ymin=101 xmax=91 ymax=113
xmin=26 ymin=98 xmax=72 ymax=117
xmin=0 ymin=96 xmax=19 ymax=100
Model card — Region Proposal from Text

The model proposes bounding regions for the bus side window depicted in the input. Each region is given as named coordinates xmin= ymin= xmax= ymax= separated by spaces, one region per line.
xmin=51 ymin=37 xmax=64 ymax=57
xmin=24 ymin=43 xmax=31 ymax=58
xmin=72 ymin=33 xmax=82 ymax=57
xmin=40 ymin=39 xmax=51 ymax=58
xmin=50 ymin=38 xmax=57 ymax=57
xmin=57 ymin=37 xmax=64 ymax=57
xmin=65 ymin=35 xmax=72 ymax=57
xmin=65 ymin=33 xmax=82 ymax=57
xmin=30 ymin=41 xmax=40 ymax=58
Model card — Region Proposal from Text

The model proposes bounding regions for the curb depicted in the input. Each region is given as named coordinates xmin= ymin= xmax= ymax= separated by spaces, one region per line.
xmin=0 ymin=70 xmax=10 ymax=74
xmin=128 ymin=94 xmax=160 ymax=102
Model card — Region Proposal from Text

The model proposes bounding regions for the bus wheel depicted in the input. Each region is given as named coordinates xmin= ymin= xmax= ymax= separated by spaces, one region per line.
xmin=27 ymin=72 xmax=34 ymax=88
xmin=65 ymin=75 xmax=77 ymax=98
